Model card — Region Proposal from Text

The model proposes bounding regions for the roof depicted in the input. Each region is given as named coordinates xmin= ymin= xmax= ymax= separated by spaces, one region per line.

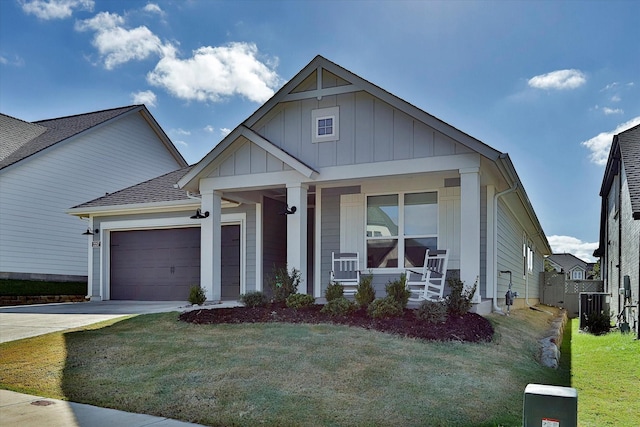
xmin=618 ymin=124 xmax=640 ymax=220
xmin=70 ymin=166 xmax=194 ymax=211
xmin=547 ymin=253 xmax=588 ymax=272
xmin=0 ymin=105 xmax=187 ymax=170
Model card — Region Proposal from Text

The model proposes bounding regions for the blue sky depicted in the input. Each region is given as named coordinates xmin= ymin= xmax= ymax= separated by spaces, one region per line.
xmin=1 ymin=0 xmax=639 ymax=262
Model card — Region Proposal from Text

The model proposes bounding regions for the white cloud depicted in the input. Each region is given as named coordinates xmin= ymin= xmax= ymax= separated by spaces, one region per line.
xmin=143 ymin=3 xmax=163 ymax=14
xmin=0 ymin=54 xmax=25 ymax=67
xmin=21 ymin=0 xmax=94 ymax=20
xmin=582 ymin=116 xmax=640 ymax=165
xmin=547 ymin=236 xmax=598 ymax=263
xmin=173 ymin=128 xmax=191 ymax=136
xmin=220 ymin=127 xmax=232 ymax=137
xmin=610 ymin=95 xmax=621 ymax=102
xmin=203 ymin=125 xmax=215 ymax=133
xmin=147 ymin=42 xmax=281 ymax=104
xmin=602 ymin=107 xmax=623 ymax=115
xmin=528 ymin=69 xmax=586 ymax=90
xmin=131 ymin=90 xmax=157 ymax=107
xmin=75 ymin=11 xmax=163 ymax=69
xmin=174 ymin=140 xmax=188 ymax=147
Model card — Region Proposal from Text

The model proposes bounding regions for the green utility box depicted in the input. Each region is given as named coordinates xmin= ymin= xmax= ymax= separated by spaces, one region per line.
xmin=523 ymin=384 xmax=577 ymax=427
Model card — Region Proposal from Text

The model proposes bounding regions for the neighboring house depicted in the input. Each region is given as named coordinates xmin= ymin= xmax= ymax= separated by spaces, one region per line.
xmin=546 ymin=253 xmax=595 ymax=280
xmin=69 ymin=56 xmax=551 ymax=313
xmin=594 ymin=124 xmax=640 ymax=332
xmin=0 ymin=106 xmax=188 ymax=282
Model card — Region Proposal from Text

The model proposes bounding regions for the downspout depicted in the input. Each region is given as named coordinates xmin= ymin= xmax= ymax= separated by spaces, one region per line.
xmin=493 ymin=182 xmax=518 ymax=314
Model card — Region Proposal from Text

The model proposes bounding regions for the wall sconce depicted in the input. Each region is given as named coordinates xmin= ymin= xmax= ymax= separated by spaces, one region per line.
xmin=281 ymin=205 xmax=297 ymax=215
xmin=82 ymin=228 xmax=99 ymax=235
xmin=190 ymin=209 xmax=210 ymax=219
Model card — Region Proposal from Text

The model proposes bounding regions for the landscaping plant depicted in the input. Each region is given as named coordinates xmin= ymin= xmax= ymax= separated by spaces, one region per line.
xmin=355 ymin=273 xmax=375 ymax=308
xmin=188 ymin=285 xmax=206 ymax=305
xmin=445 ymin=278 xmax=476 ymax=315
xmin=324 ymin=282 xmax=344 ymax=302
xmin=240 ymin=291 xmax=268 ymax=308
xmin=320 ymin=297 xmax=354 ymax=316
xmin=582 ymin=310 xmax=612 ymax=335
xmin=385 ymin=273 xmax=411 ymax=308
xmin=268 ymin=266 xmax=301 ymax=303
xmin=415 ymin=300 xmax=448 ymax=323
xmin=285 ymin=293 xmax=316 ymax=309
xmin=368 ymin=296 xmax=404 ymax=318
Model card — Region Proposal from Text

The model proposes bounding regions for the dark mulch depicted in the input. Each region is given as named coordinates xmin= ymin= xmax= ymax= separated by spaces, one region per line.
xmin=179 ymin=304 xmax=494 ymax=343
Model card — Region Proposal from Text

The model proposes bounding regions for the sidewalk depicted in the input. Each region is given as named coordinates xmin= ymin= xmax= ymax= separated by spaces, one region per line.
xmin=0 ymin=389 xmax=207 ymax=427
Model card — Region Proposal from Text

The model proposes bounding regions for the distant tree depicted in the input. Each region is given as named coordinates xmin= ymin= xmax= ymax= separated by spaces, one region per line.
xmin=591 ymin=260 xmax=601 ymax=279
xmin=544 ymin=258 xmax=557 ymax=272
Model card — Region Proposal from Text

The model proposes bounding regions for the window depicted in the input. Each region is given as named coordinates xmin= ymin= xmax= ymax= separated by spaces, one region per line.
xmin=572 ymin=270 xmax=584 ymax=280
xmin=366 ymin=192 xmax=438 ymax=269
xmin=311 ymin=107 xmax=339 ymax=142
xmin=523 ymin=239 xmax=534 ymax=276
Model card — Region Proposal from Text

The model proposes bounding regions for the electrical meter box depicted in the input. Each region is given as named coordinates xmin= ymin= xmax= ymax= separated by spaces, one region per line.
xmin=523 ymin=384 xmax=577 ymax=427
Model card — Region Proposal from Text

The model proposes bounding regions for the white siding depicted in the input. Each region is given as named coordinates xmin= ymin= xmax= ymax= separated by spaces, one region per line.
xmin=0 ymin=112 xmax=183 ymax=277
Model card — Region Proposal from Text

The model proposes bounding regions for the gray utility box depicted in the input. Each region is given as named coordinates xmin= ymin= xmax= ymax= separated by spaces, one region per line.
xmin=523 ymin=384 xmax=577 ymax=427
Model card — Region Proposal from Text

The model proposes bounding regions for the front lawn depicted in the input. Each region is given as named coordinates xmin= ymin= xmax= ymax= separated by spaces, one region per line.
xmin=1 ymin=307 xmax=568 ymax=426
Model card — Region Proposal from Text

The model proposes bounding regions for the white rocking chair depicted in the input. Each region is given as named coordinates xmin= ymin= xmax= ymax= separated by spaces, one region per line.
xmin=330 ymin=252 xmax=360 ymax=295
xmin=405 ymin=249 xmax=449 ymax=302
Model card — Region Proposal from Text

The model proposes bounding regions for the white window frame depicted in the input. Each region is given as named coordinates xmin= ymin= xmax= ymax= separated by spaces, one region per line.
xmin=311 ymin=106 xmax=339 ymax=143
xmin=365 ymin=190 xmax=439 ymax=272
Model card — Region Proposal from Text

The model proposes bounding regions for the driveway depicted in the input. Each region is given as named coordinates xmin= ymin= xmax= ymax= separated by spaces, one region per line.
xmin=0 ymin=301 xmax=192 ymax=343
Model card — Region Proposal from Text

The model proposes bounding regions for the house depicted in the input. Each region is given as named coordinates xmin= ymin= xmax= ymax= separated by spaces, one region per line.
xmin=68 ymin=56 xmax=551 ymax=312
xmin=0 ymin=106 xmax=188 ymax=282
xmin=546 ymin=253 xmax=595 ymax=280
xmin=593 ymin=124 xmax=640 ymax=333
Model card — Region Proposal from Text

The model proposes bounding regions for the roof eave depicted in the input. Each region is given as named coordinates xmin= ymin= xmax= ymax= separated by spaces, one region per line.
xmin=67 ymin=199 xmax=200 ymax=217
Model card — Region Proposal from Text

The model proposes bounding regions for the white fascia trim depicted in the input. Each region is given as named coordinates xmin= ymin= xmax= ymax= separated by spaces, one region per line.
xmin=239 ymin=127 xmax=317 ymax=178
xmin=318 ymin=153 xmax=480 ymax=182
xmin=200 ymin=170 xmax=313 ymax=193
xmin=67 ymin=200 xmax=199 ymax=217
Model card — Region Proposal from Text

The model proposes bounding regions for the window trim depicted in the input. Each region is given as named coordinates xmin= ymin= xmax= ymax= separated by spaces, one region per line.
xmin=365 ymin=190 xmax=439 ymax=271
xmin=311 ymin=106 xmax=339 ymax=143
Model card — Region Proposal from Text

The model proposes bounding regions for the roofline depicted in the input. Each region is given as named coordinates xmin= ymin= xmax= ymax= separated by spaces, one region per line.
xmin=67 ymin=199 xmax=200 ymax=217
xmin=136 ymin=105 xmax=189 ymax=168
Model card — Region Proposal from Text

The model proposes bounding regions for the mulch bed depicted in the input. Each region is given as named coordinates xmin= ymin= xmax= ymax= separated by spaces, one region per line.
xmin=179 ymin=304 xmax=494 ymax=343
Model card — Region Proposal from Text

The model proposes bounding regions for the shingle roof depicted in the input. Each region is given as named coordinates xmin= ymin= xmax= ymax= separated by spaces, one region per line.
xmin=71 ymin=166 xmax=194 ymax=209
xmin=0 ymin=114 xmax=47 ymax=161
xmin=0 ymin=105 xmax=141 ymax=170
xmin=618 ymin=124 xmax=640 ymax=219
xmin=548 ymin=253 xmax=587 ymax=271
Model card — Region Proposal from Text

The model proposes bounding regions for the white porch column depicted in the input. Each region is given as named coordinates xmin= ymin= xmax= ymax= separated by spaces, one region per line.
xmin=200 ymin=190 xmax=222 ymax=302
xmin=460 ymin=167 xmax=481 ymax=302
xmin=287 ymin=183 xmax=308 ymax=292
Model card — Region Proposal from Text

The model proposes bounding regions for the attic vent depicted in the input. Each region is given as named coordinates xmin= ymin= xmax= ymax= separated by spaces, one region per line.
xmin=311 ymin=106 xmax=339 ymax=143
xmin=444 ymin=178 xmax=461 ymax=187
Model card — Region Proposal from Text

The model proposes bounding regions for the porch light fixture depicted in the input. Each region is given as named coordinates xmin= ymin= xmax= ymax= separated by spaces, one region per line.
xmin=82 ymin=228 xmax=99 ymax=235
xmin=190 ymin=209 xmax=210 ymax=219
xmin=281 ymin=205 xmax=297 ymax=215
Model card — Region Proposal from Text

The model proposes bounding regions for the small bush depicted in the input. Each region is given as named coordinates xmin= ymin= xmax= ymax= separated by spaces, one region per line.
xmin=188 ymin=285 xmax=206 ymax=305
xmin=416 ymin=300 xmax=448 ymax=323
xmin=385 ymin=273 xmax=411 ymax=308
xmin=321 ymin=297 xmax=354 ymax=317
xmin=325 ymin=282 xmax=344 ymax=302
xmin=368 ymin=296 xmax=404 ymax=319
xmin=355 ymin=273 xmax=375 ymax=308
xmin=583 ymin=311 xmax=612 ymax=335
xmin=268 ymin=266 xmax=301 ymax=303
xmin=286 ymin=293 xmax=316 ymax=309
xmin=445 ymin=278 xmax=476 ymax=316
xmin=240 ymin=291 xmax=268 ymax=308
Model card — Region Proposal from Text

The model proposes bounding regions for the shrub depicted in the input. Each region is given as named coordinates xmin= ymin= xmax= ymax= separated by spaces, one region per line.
xmin=286 ymin=293 xmax=316 ymax=309
xmin=583 ymin=311 xmax=612 ymax=335
xmin=321 ymin=297 xmax=354 ymax=316
xmin=325 ymin=282 xmax=344 ymax=302
xmin=416 ymin=300 xmax=448 ymax=324
xmin=240 ymin=291 xmax=268 ymax=308
xmin=355 ymin=273 xmax=375 ymax=308
xmin=268 ymin=266 xmax=301 ymax=303
xmin=368 ymin=296 xmax=404 ymax=319
xmin=445 ymin=278 xmax=476 ymax=316
xmin=385 ymin=273 xmax=411 ymax=308
xmin=188 ymin=285 xmax=206 ymax=305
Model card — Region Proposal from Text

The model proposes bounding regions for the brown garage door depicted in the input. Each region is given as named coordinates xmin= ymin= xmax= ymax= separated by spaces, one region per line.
xmin=110 ymin=228 xmax=200 ymax=300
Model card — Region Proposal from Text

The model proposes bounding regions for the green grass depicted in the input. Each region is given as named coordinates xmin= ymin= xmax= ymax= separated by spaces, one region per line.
xmin=0 ymin=307 xmax=568 ymax=426
xmin=0 ymin=279 xmax=86 ymax=296
xmin=566 ymin=318 xmax=639 ymax=427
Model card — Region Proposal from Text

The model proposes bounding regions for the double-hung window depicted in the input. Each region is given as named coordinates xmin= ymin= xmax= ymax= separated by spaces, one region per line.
xmin=366 ymin=191 xmax=438 ymax=269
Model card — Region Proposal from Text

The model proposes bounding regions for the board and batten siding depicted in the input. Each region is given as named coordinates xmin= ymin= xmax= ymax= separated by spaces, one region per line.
xmin=0 ymin=112 xmax=183 ymax=278
xmin=211 ymin=91 xmax=474 ymax=177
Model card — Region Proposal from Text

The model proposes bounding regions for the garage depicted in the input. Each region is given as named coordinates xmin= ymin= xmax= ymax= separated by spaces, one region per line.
xmin=110 ymin=227 xmax=201 ymax=300
xmin=109 ymin=225 xmax=242 ymax=301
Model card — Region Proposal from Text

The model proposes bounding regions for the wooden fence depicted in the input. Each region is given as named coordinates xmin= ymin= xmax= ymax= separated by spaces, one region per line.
xmin=541 ymin=272 xmax=604 ymax=318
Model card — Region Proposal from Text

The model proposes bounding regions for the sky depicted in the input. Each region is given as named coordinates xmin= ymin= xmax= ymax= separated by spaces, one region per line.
xmin=1 ymin=0 xmax=639 ymax=263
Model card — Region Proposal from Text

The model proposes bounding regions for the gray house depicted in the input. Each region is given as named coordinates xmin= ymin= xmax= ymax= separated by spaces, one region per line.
xmin=0 ymin=106 xmax=187 ymax=282
xmin=594 ymin=123 xmax=640 ymax=333
xmin=69 ymin=56 xmax=551 ymax=313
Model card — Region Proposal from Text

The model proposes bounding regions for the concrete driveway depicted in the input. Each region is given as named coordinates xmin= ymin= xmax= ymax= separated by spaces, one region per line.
xmin=0 ymin=301 xmax=191 ymax=343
